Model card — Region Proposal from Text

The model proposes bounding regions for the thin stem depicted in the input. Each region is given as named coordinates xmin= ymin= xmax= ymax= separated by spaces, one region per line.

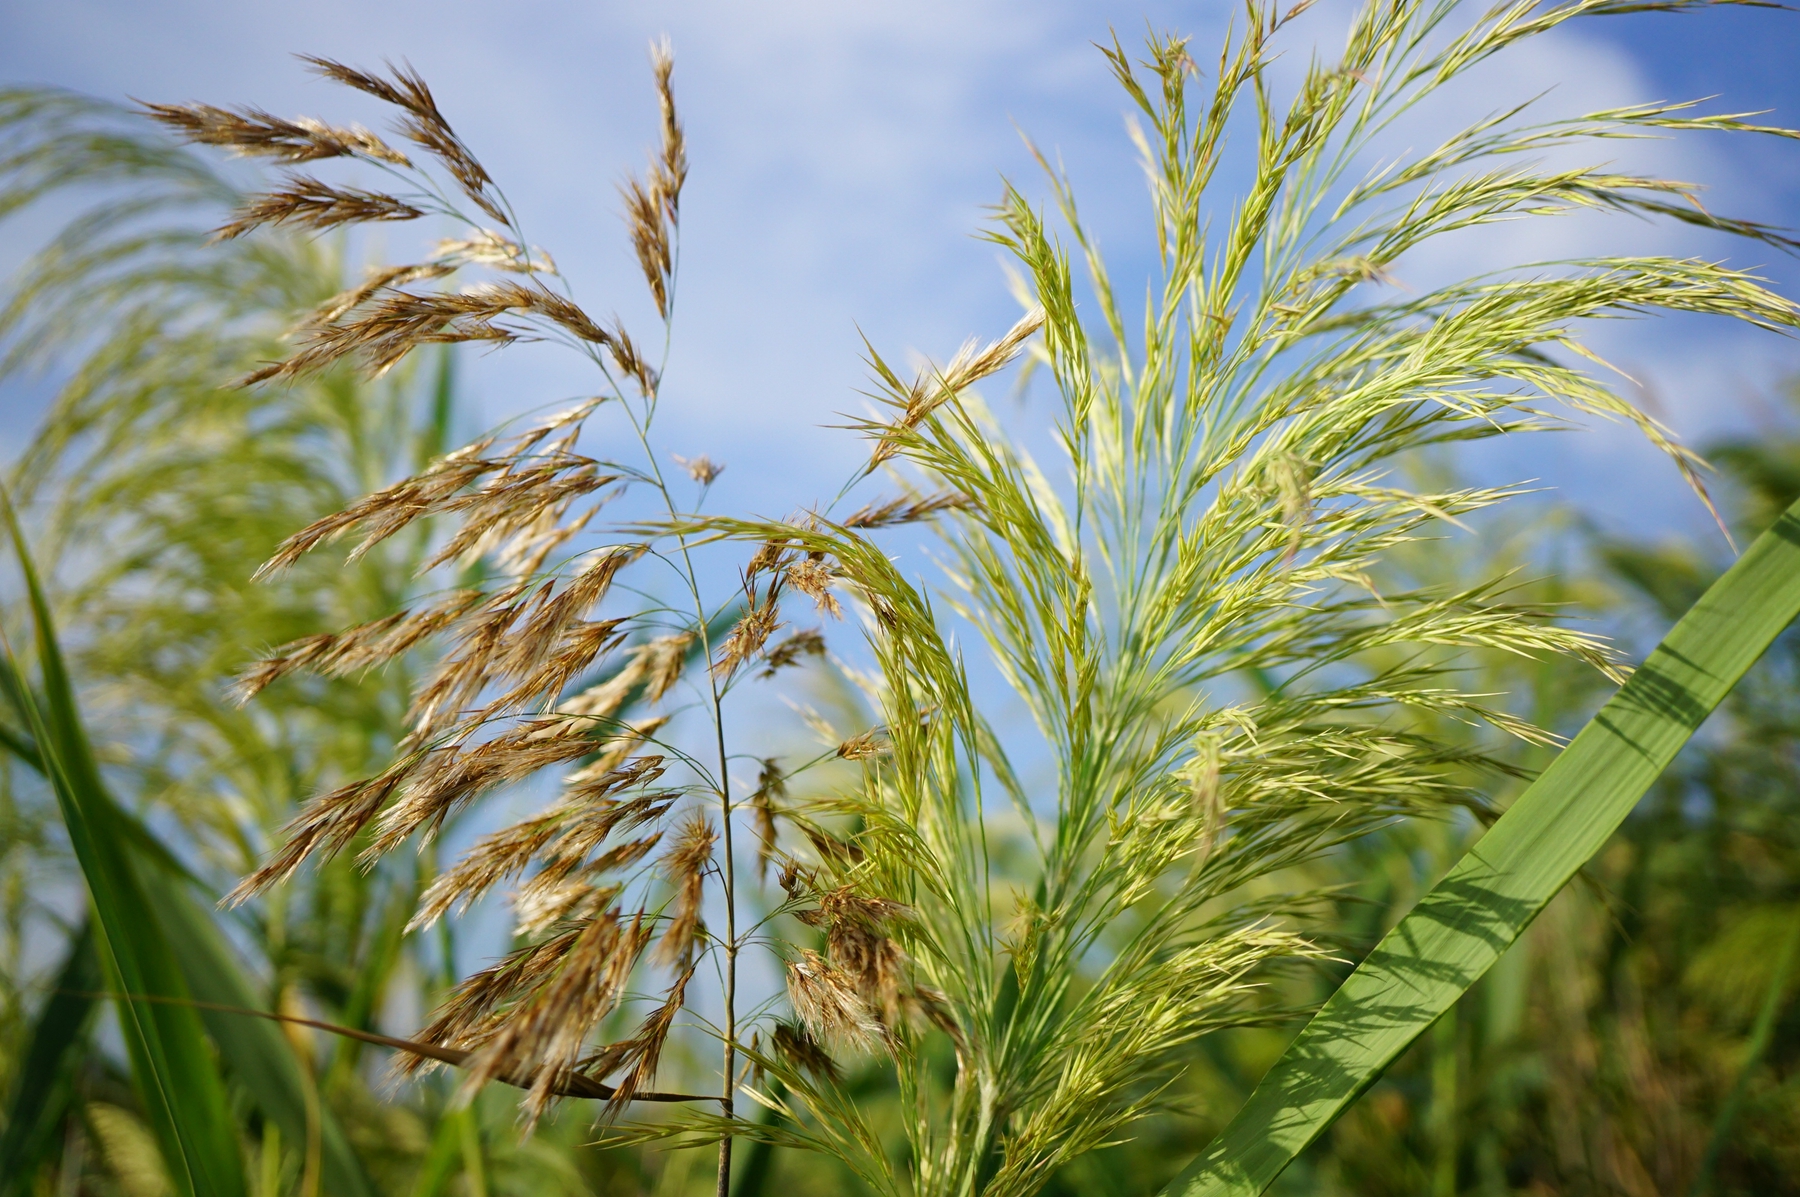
xmin=620 ymin=373 xmax=738 ymax=1197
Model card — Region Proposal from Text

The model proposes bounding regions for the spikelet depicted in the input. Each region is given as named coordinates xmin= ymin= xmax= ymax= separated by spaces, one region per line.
xmin=606 ymin=963 xmax=693 ymax=1110
xmin=772 ymin=1022 xmax=840 ymax=1083
xmin=835 ymin=729 xmax=890 ymax=760
xmin=368 ymin=720 xmax=600 ymax=855
xmin=410 ymin=756 xmax=668 ymax=931
xmin=581 ymin=961 xmax=694 ymax=1113
xmin=868 ymin=307 xmax=1045 ymax=465
xmin=254 ymin=452 xmax=503 ymax=577
xmin=141 ymin=101 xmax=414 ymax=164
xmin=748 ymin=758 xmax=786 ymax=880
xmin=713 ymin=595 xmax=779 ymax=680
xmin=453 ymin=911 xmax=653 ymax=1124
xmin=226 ymin=764 xmax=411 ymax=904
xmin=636 ymin=634 xmax=691 ymax=703
xmin=512 ymin=880 xmax=622 ymax=937
xmin=564 ymin=718 xmax=670 ymax=782
xmin=434 ymin=229 xmax=556 ymax=274
xmin=230 ymin=589 xmax=482 ymax=703
xmin=671 ymin=453 xmax=722 ymax=484
xmin=760 ymin=629 xmax=825 ymax=677
xmin=214 ymin=175 xmax=423 ymax=240
xmin=787 ymin=557 xmax=841 ymax=618
xmin=843 ymin=490 xmax=975 ymax=528
xmin=652 ymin=814 xmax=715 ymax=969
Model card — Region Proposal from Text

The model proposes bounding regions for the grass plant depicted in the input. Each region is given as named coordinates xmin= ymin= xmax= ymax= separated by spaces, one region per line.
xmin=4 ymin=0 xmax=1800 ymax=1194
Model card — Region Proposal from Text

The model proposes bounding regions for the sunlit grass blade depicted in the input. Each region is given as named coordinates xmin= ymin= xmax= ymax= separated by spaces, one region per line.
xmin=1163 ymin=496 xmax=1800 ymax=1197
xmin=0 ymin=922 xmax=99 ymax=1197
xmin=150 ymin=872 xmax=378 ymax=1197
xmin=1 ymin=491 xmax=247 ymax=1197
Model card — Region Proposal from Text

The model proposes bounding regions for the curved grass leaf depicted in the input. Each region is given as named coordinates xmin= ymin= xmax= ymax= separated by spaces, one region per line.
xmin=1165 ymin=496 xmax=1800 ymax=1197
xmin=150 ymin=872 xmax=378 ymax=1197
xmin=2 ymin=493 xmax=246 ymax=1197
xmin=0 ymin=495 xmax=375 ymax=1197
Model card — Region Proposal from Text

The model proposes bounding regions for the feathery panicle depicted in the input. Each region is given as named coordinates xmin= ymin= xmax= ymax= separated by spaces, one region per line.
xmin=621 ymin=38 xmax=687 ymax=320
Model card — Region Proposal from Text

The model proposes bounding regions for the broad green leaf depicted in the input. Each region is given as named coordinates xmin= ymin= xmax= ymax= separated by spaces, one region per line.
xmin=2 ymin=493 xmax=246 ymax=1197
xmin=0 ymin=921 xmax=99 ymax=1197
xmin=1166 ymin=497 xmax=1800 ymax=1197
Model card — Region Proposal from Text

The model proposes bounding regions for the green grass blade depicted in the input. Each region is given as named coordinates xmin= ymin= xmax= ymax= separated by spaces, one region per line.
xmin=1 ymin=493 xmax=247 ymax=1197
xmin=1165 ymin=498 xmax=1800 ymax=1197
xmin=0 ymin=495 xmax=371 ymax=1197
xmin=0 ymin=921 xmax=100 ymax=1197
xmin=149 ymin=875 xmax=378 ymax=1197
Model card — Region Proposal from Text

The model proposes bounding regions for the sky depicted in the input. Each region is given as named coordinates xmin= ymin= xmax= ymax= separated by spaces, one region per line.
xmin=3 ymin=0 xmax=1798 ymax=545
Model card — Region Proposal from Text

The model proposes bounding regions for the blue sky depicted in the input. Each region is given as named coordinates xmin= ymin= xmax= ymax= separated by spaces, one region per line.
xmin=3 ymin=0 xmax=1797 ymax=542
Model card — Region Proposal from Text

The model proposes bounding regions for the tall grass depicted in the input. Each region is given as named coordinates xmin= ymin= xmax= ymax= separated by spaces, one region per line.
xmin=6 ymin=0 xmax=1800 ymax=1194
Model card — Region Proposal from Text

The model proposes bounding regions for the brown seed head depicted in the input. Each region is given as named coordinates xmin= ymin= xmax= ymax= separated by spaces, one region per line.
xmin=759 ymin=629 xmax=825 ymax=678
xmin=671 ymin=453 xmax=723 ymax=485
xmin=749 ymin=758 xmax=786 ymax=881
xmin=215 ymin=174 xmax=424 ymax=241
xmin=843 ymin=490 xmax=976 ymax=529
xmin=836 ymin=729 xmax=890 ymax=761
xmin=299 ymin=55 xmax=510 ymax=227
xmin=786 ymin=557 xmax=841 ymax=619
xmin=713 ymin=595 xmax=780 ymax=680
xmin=785 ymin=949 xmax=888 ymax=1051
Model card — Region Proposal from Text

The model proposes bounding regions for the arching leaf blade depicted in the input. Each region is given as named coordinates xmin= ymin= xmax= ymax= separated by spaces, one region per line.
xmin=1166 ymin=498 xmax=1800 ymax=1197
xmin=2 ymin=492 xmax=248 ymax=1197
